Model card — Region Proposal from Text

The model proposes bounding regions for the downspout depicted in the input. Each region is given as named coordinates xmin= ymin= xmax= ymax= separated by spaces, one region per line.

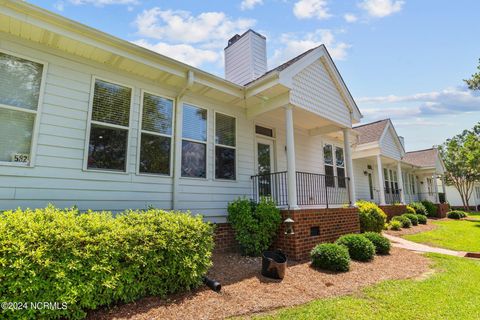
xmin=172 ymin=70 xmax=194 ymax=210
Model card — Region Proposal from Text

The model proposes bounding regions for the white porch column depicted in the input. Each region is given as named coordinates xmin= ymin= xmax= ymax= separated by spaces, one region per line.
xmin=397 ymin=161 xmax=406 ymax=204
xmin=376 ymin=155 xmax=386 ymax=205
xmin=342 ymin=128 xmax=356 ymax=205
xmin=284 ymin=105 xmax=299 ymax=209
xmin=433 ymin=174 xmax=440 ymax=203
xmin=441 ymin=175 xmax=448 ymax=203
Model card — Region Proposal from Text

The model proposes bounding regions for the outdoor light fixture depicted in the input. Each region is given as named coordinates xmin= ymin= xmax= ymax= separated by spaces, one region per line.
xmin=284 ymin=217 xmax=295 ymax=235
xmin=363 ymin=170 xmax=368 ymax=176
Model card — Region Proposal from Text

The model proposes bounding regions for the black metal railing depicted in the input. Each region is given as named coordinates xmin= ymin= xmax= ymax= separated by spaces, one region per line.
xmin=384 ymin=188 xmax=401 ymax=204
xmin=417 ymin=192 xmax=439 ymax=203
xmin=251 ymin=171 xmax=351 ymax=208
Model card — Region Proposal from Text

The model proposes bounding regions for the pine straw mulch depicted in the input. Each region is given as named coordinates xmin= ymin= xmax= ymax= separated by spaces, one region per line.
xmin=89 ymin=247 xmax=430 ymax=320
xmin=384 ymin=218 xmax=441 ymax=236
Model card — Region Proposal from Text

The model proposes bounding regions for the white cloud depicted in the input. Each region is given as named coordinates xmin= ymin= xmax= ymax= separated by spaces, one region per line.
xmin=240 ymin=0 xmax=263 ymax=10
xmin=133 ymin=39 xmax=220 ymax=67
xmin=69 ymin=0 xmax=138 ymax=6
xmin=344 ymin=13 xmax=358 ymax=23
xmin=134 ymin=8 xmax=255 ymax=45
xmin=54 ymin=1 xmax=65 ymax=11
xmin=359 ymin=0 xmax=404 ymax=18
xmin=293 ymin=0 xmax=331 ymax=20
xmin=270 ymin=29 xmax=350 ymax=67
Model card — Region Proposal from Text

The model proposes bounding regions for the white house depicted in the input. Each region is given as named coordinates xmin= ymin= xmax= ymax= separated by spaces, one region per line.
xmin=352 ymin=119 xmax=446 ymax=205
xmin=0 ymin=0 xmax=362 ymax=222
xmin=443 ymin=181 xmax=480 ymax=210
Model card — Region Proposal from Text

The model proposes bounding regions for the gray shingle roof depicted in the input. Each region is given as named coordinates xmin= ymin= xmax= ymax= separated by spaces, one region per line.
xmin=403 ymin=148 xmax=438 ymax=167
xmin=353 ymin=119 xmax=389 ymax=145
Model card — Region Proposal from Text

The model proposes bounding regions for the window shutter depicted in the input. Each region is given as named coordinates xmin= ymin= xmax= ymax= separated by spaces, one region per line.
xmin=92 ymin=80 xmax=131 ymax=127
xmin=0 ymin=52 xmax=43 ymax=110
xmin=215 ymin=113 xmax=235 ymax=146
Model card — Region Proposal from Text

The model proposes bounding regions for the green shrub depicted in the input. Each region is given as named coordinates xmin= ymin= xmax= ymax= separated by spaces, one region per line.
xmin=355 ymin=200 xmax=387 ymax=233
xmin=227 ymin=197 xmax=281 ymax=256
xmin=335 ymin=234 xmax=375 ymax=262
xmin=310 ymin=243 xmax=350 ymax=272
xmin=447 ymin=210 xmax=467 ymax=219
xmin=0 ymin=205 xmax=214 ymax=320
xmin=392 ymin=215 xmax=412 ymax=228
xmin=416 ymin=214 xmax=427 ymax=224
xmin=389 ymin=220 xmax=402 ymax=231
xmin=403 ymin=213 xmax=419 ymax=226
xmin=409 ymin=202 xmax=428 ymax=215
xmin=405 ymin=205 xmax=416 ymax=214
xmin=421 ymin=200 xmax=438 ymax=217
xmin=363 ymin=232 xmax=391 ymax=255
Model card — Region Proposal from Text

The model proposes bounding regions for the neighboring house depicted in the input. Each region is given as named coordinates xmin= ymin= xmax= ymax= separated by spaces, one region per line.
xmin=352 ymin=119 xmax=446 ymax=205
xmin=0 ymin=1 xmax=362 ymax=223
xmin=442 ymin=181 xmax=480 ymax=210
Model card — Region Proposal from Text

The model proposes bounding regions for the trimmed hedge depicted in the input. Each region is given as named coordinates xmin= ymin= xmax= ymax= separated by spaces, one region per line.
xmin=336 ymin=234 xmax=375 ymax=262
xmin=363 ymin=232 xmax=391 ymax=255
xmin=227 ymin=197 xmax=281 ymax=256
xmin=409 ymin=202 xmax=428 ymax=215
xmin=310 ymin=243 xmax=350 ymax=272
xmin=403 ymin=213 xmax=419 ymax=226
xmin=0 ymin=206 xmax=214 ymax=320
xmin=421 ymin=200 xmax=438 ymax=217
xmin=389 ymin=220 xmax=402 ymax=231
xmin=355 ymin=200 xmax=387 ymax=233
xmin=447 ymin=210 xmax=467 ymax=219
xmin=416 ymin=214 xmax=427 ymax=225
xmin=392 ymin=215 xmax=412 ymax=228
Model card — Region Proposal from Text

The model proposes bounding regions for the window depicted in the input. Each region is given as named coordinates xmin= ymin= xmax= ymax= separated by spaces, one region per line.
xmin=323 ymin=144 xmax=334 ymax=187
xmin=335 ymin=147 xmax=346 ymax=188
xmin=393 ymin=170 xmax=398 ymax=194
xmin=410 ymin=175 xmax=416 ymax=194
xmin=368 ymin=173 xmax=374 ymax=200
xmin=390 ymin=170 xmax=396 ymax=193
xmin=87 ymin=79 xmax=132 ymax=171
xmin=138 ymin=92 xmax=173 ymax=175
xmin=181 ymin=104 xmax=207 ymax=178
xmin=255 ymin=125 xmax=274 ymax=137
xmin=384 ymin=168 xmax=390 ymax=193
xmin=215 ymin=113 xmax=236 ymax=180
xmin=0 ymin=52 xmax=44 ymax=165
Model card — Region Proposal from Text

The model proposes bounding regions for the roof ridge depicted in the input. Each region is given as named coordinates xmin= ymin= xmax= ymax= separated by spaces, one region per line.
xmin=405 ymin=147 xmax=436 ymax=154
xmin=353 ymin=119 xmax=389 ymax=129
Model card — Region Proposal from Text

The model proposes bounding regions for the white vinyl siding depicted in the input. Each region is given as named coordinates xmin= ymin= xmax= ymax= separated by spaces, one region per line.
xmin=380 ymin=127 xmax=402 ymax=160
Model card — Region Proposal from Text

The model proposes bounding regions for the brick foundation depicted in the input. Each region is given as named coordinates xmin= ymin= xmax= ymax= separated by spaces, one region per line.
xmin=213 ymin=223 xmax=238 ymax=252
xmin=437 ymin=203 xmax=450 ymax=218
xmin=451 ymin=205 xmax=479 ymax=212
xmin=379 ymin=205 xmax=407 ymax=221
xmin=272 ymin=208 xmax=360 ymax=261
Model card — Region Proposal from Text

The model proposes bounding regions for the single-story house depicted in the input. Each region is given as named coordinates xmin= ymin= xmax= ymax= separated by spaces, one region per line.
xmin=352 ymin=119 xmax=447 ymax=205
xmin=0 ymin=0 xmax=362 ymax=228
xmin=442 ymin=181 xmax=480 ymax=211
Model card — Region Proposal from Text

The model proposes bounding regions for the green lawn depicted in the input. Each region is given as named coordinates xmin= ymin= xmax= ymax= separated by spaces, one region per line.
xmin=256 ymin=254 xmax=480 ymax=320
xmin=404 ymin=219 xmax=480 ymax=252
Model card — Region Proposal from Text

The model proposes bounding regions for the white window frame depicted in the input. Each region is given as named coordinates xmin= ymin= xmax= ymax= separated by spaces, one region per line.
xmin=214 ymin=111 xmax=237 ymax=182
xmin=136 ymin=89 xmax=175 ymax=177
xmin=323 ymin=143 xmax=336 ymax=187
xmin=0 ymin=49 xmax=48 ymax=168
xmin=83 ymin=76 xmax=134 ymax=174
xmin=180 ymin=103 xmax=209 ymax=180
xmin=335 ymin=146 xmax=346 ymax=188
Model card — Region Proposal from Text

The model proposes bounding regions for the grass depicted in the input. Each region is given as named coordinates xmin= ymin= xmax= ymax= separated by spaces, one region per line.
xmin=256 ymin=254 xmax=480 ymax=320
xmin=404 ymin=219 xmax=480 ymax=252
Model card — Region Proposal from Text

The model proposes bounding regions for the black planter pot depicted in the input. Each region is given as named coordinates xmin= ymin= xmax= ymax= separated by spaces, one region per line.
xmin=261 ymin=250 xmax=287 ymax=280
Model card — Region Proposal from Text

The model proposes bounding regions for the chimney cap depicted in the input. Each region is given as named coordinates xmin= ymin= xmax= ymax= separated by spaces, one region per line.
xmin=225 ymin=29 xmax=266 ymax=49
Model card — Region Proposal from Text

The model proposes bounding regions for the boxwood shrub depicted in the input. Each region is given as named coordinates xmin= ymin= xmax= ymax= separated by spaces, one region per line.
xmin=0 ymin=206 xmax=214 ymax=320
xmin=416 ymin=214 xmax=427 ymax=224
xmin=405 ymin=205 xmax=416 ymax=214
xmin=227 ymin=197 xmax=281 ymax=256
xmin=409 ymin=202 xmax=428 ymax=215
xmin=355 ymin=200 xmax=387 ymax=233
xmin=403 ymin=213 xmax=419 ymax=226
xmin=392 ymin=215 xmax=412 ymax=228
xmin=310 ymin=243 xmax=350 ymax=272
xmin=421 ymin=200 xmax=438 ymax=217
xmin=447 ymin=210 xmax=467 ymax=219
xmin=335 ymin=234 xmax=375 ymax=262
xmin=363 ymin=232 xmax=391 ymax=255
xmin=389 ymin=220 xmax=402 ymax=231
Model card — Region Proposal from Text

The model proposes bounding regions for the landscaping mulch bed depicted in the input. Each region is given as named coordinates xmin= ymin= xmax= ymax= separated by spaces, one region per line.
xmin=89 ymin=247 xmax=430 ymax=320
xmin=384 ymin=219 xmax=439 ymax=236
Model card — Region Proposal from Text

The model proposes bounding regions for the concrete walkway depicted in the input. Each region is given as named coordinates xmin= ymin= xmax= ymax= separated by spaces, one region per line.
xmin=384 ymin=233 xmax=466 ymax=257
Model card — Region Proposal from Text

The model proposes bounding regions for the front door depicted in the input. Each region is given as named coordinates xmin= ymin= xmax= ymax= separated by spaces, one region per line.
xmin=255 ymin=138 xmax=275 ymax=198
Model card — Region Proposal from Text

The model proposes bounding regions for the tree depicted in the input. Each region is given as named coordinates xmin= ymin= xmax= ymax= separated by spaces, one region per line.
xmin=439 ymin=123 xmax=480 ymax=210
xmin=465 ymin=59 xmax=480 ymax=90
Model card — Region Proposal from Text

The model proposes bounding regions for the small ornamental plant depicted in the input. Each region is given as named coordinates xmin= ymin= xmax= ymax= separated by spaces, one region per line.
xmin=335 ymin=234 xmax=375 ymax=262
xmin=310 ymin=243 xmax=350 ymax=272
xmin=421 ymin=200 xmax=438 ymax=217
xmin=389 ymin=220 xmax=402 ymax=231
xmin=409 ymin=202 xmax=428 ymax=215
xmin=406 ymin=205 xmax=416 ymax=214
xmin=447 ymin=210 xmax=467 ymax=219
xmin=355 ymin=200 xmax=387 ymax=233
xmin=363 ymin=232 xmax=391 ymax=255
xmin=392 ymin=215 xmax=412 ymax=228
xmin=416 ymin=214 xmax=428 ymax=225
xmin=403 ymin=213 xmax=419 ymax=226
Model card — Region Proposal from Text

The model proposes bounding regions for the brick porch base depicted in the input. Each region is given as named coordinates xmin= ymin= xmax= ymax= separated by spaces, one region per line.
xmin=379 ymin=205 xmax=407 ymax=221
xmin=437 ymin=203 xmax=450 ymax=218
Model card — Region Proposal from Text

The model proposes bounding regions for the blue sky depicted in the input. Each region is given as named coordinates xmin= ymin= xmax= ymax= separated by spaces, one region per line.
xmin=29 ymin=0 xmax=480 ymax=151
